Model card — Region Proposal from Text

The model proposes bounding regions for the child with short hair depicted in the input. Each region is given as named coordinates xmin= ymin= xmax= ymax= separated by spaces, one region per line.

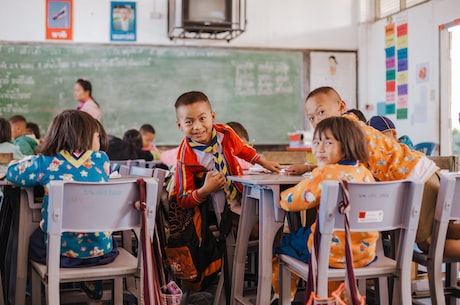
xmin=8 ymin=115 xmax=38 ymax=155
xmin=226 ymin=121 xmax=253 ymax=170
xmin=123 ymin=128 xmax=154 ymax=161
xmin=173 ymin=91 xmax=281 ymax=212
xmin=272 ymin=116 xmax=377 ymax=302
xmin=366 ymin=115 xmax=415 ymax=150
xmin=139 ymin=123 xmax=161 ymax=160
xmin=0 ymin=117 xmax=25 ymax=161
xmin=7 ymin=109 xmax=113 ymax=303
xmin=287 ymin=86 xmax=453 ymax=257
xmin=26 ymin=122 xmax=42 ymax=144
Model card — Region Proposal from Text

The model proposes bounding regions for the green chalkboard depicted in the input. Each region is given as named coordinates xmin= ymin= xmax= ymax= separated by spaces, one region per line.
xmin=0 ymin=43 xmax=304 ymax=145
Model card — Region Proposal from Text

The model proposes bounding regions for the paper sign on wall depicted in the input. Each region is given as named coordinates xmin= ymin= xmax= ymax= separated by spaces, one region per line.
xmin=46 ymin=0 xmax=73 ymax=40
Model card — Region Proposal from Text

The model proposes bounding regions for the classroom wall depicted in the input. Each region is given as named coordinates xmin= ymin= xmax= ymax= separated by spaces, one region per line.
xmin=360 ymin=0 xmax=460 ymax=147
xmin=0 ymin=0 xmax=358 ymax=50
xmin=5 ymin=0 xmax=458 ymax=148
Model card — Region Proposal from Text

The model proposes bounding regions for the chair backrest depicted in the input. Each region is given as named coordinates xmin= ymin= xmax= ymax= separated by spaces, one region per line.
xmin=446 ymin=173 xmax=460 ymax=220
xmin=110 ymin=159 xmax=146 ymax=173
xmin=424 ymin=173 xmax=458 ymax=263
xmin=130 ymin=166 xmax=154 ymax=177
xmin=46 ymin=178 xmax=159 ymax=270
xmin=428 ymin=155 xmax=459 ymax=172
xmin=414 ymin=142 xmax=437 ymax=156
xmin=316 ymin=180 xmax=424 ymax=293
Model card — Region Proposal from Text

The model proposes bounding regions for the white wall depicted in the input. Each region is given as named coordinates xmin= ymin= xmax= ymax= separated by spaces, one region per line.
xmin=3 ymin=0 xmax=459 ymax=147
xmin=0 ymin=0 xmax=358 ymax=50
xmin=360 ymin=0 xmax=460 ymax=147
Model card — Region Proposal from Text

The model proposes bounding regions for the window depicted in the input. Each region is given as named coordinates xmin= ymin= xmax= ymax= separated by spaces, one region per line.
xmin=405 ymin=0 xmax=427 ymax=7
xmin=376 ymin=0 xmax=429 ymax=19
xmin=377 ymin=0 xmax=400 ymax=18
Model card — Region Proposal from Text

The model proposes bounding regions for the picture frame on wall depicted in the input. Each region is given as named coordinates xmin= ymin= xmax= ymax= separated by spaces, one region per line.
xmin=46 ymin=0 xmax=73 ymax=40
xmin=110 ymin=1 xmax=136 ymax=41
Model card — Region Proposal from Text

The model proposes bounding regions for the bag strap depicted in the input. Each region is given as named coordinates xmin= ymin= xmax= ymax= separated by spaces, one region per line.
xmin=136 ymin=178 xmax=163 ymax=305
xmin=338 ymin=179 xmax=362 ymax=305
xmin=305 ymin=179 xmax=362 ymax=305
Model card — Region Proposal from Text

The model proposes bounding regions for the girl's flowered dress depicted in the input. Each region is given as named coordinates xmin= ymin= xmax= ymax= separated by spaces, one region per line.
xmin=7 ymin=150 xmax=111 ymax=259
xmin=280 ymin=162 xmax=378 ymax=268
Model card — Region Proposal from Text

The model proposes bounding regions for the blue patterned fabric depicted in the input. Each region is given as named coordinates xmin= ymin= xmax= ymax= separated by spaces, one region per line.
xmin=7 ymin=150 xmax=111 ymax=258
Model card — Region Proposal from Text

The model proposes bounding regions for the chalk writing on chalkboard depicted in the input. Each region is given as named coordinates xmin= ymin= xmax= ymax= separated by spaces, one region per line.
xmin=0 ymin=44 xmax=304 ymax=145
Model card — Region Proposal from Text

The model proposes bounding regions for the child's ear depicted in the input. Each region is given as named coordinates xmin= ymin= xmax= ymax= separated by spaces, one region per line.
xmin=211 ymin=111 xmax=216 ymax=122
xmin=176 ymin=120 xmax=182 ymax=131
xmin=338 ymin=100 xmax=347 ymax=114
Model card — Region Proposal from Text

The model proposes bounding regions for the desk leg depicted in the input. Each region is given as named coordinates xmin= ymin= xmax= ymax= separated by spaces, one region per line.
xmin=257 ymin=188 xmax=284 ymax=305
xmin=231 ymin=187 xmax=258 ymax=305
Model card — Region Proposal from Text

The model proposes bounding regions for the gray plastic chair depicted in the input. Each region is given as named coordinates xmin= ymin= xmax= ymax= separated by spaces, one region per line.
xmin=413 ymin=173 xmax=460 ymax=305
xmin=30 ymin=178 xmax=159 ymax=305
xmin=278 ymin=180 xmax=424 ymax=305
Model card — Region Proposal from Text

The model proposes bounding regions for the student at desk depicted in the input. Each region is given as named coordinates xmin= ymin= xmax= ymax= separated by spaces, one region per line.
xmin=172 ymin=91 xmax=280 ymax=301
xmin=226 ymin=121 xmax=253 ymax=170
xmin=173 ymin=91 xmax=280 ymax=212
xmin=366 ymin=115 xmax=415 ymax=150
xmin=286 ymin=86 xmax=460 ymax=259
xmin=6 ymin=110 xmax=112 ymax=305
xmin=140 ymin=123 xmax=161 ymax=160
xmin=272 ymin=116 xmax=377 ymax=303
xmin=9 ymin=115 xmax=38 ymax=156
xmin=0 ymin=117 xmax=25 ymax=160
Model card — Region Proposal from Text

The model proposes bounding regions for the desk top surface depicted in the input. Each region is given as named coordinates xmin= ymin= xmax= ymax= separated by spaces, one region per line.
xmin=229 ymin=173 xmax=304 ymax=185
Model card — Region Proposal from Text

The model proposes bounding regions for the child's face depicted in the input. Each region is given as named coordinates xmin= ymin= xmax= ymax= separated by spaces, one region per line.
xmin=305 ymin=92 xmax=346 ymax=129
xmin=176 ymin=101 xmax=215 ymax=145
xmin=141 ymin=131 xmax=155 ymax=148
xmin=312 ymin=129 xmax=344 ymax=167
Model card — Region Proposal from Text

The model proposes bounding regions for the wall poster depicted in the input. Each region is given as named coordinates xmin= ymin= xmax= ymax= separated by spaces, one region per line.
xmin=309 ymin=51 xmax=357 ymax=108
xmin=46 ymin=0 xmax=73 ymax=40
xmin=110 ymin=1 xmax=136 ymax=41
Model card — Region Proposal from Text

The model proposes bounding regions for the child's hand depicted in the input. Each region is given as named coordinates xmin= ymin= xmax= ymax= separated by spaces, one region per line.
xmin=284 ymin=163 xmax=315 ymax=175
xmin=257 ymin=158 xmax=282 ymax=173
xmin=201 ymin=170 xmax=226 ymax=195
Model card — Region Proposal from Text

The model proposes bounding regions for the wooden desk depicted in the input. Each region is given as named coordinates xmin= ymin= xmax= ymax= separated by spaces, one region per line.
xmin=228 ymin=174 xmax=303 ymax=305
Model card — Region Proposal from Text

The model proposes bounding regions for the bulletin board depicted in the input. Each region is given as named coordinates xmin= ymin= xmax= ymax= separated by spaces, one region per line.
xmin=308 ymin=51 xmax=357 ymax=108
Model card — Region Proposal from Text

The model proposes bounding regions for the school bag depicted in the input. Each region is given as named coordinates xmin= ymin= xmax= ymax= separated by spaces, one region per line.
xmin=165 ymin=176 xmax=224 ymax=292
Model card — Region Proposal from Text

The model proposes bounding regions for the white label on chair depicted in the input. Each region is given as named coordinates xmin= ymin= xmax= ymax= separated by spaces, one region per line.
xmin=357 ymin=210 xmax=383 ymax=222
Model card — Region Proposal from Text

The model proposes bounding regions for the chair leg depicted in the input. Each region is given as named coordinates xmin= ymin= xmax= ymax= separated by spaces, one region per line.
xmin=114 ymin=278 xmax=123 ymax=305
xmin=427 ymin=260 xmax=445 ymax=305
xmin=278 ymin=259 xmax=292 ymax=305
xmin=377 ymin=276 xmax=389 ymax=305
xmin=31 ymin=269 xmax=42 ymax=305
xmin=213 ymin=266 xmax=225 ymax=305
xmin=46 ymin=275 xmax=59 ymax=305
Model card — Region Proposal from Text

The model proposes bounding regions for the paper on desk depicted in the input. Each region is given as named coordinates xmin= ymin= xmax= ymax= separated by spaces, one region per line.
xmin=109 ymin=171 xmax=122 ymax=179
xmin=247 ymin=164 xmax=271 ymax=174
